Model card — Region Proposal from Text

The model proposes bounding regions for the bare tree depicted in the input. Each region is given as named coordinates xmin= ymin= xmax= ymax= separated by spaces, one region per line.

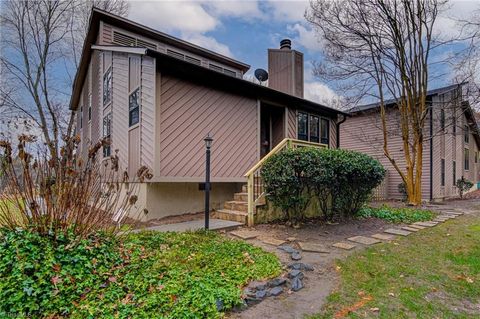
xmin=0 ymin=0 xmax=128 ymax=163
xmin=306 ymin=0 xmax=449 ymax=205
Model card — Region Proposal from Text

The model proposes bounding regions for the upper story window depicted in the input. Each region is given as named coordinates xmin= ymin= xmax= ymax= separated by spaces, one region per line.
xmin=440 ymin=109 xmax=445 ymax=131
xmin=452 ymin=160 xmax=456 ymax=186
xmin=465 ymin=148 xmax=470 ymax=171
xmin=88 ymin=93 xmax=92 ymax=122
xmin=103 ymin=67 xmax=112 ymax=106
xmin=452 ymin=112 xmax=456 ymax=134
xmin=440 ymin=159 xmax=445 ymax=186
xmin=128 ymin=56 xmax=141 ymax=127
xmin=297 ymin=112 xmax=330 ymax=145
xmin=79 ymin=106 xmax=83 ymax=129
xmin=103 ymin=113 xmax=112 ymax=157
xmin=464 ymin=125 xmax=470 ymax=144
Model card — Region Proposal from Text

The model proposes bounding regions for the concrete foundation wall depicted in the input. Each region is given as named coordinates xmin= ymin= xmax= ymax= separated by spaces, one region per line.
xmin=143 ymin=182 xmax=242 ymax=220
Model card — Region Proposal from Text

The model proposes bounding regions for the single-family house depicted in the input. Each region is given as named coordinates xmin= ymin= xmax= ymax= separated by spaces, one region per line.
xmin=70 ymin=8 xmax=347 ymax=224
xmin=341 ymin=84 xmax=480 ymax=201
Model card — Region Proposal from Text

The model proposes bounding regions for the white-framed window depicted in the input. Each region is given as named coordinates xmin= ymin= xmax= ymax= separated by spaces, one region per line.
xmin=79 ymin=106 xmax=83 ymax=129
xmin=128 ymin=56 xmax=141 ymax=127
xmin=103 ymin=113 xmax=112 ymax=157
xmin=103 ymin=67 xmax=112 ymax=106
xmin=465 ymin=148 xmax=470 ymax=171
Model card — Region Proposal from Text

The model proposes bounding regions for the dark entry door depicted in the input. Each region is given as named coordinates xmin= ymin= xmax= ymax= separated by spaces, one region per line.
xmin=260 ymin=104 xmax=285 ymax=158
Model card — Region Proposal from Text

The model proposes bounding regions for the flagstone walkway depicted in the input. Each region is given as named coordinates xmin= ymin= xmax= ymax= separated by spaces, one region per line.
xmin=227 ymin=200 xmax=480 ymax=319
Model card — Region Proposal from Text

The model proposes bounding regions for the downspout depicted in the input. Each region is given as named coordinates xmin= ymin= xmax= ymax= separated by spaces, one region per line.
xmin=429 ymin=102 xmax=434 ymax=202
xmin=336 ymin=114 xmax=347 ymax=148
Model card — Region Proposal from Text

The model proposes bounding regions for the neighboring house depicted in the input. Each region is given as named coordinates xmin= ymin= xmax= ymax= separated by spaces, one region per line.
xmin=341 ymin=84 xmax=480 ymax=201
xmin=70 ymin=8 xmax=347 ymax=221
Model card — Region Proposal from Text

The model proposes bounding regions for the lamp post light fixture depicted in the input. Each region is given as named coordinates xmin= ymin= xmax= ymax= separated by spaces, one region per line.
xmin=204 ymin=134 xmax=213 ymax=230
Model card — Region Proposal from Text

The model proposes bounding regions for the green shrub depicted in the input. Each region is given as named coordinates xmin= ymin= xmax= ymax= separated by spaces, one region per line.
xmin=0 ymin=228 xmax=281 ymax=318
xmin=456 ymin=176 xmax=474 ymax=199
xmin=261 ymin=147 xmax=385 ymax=222
xmin=357 ymin=205 xmax=437 ymax=223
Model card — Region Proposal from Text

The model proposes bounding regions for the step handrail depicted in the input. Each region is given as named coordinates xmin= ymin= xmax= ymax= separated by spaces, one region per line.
xmin=244 ymin=138 xmax=327 ymax=226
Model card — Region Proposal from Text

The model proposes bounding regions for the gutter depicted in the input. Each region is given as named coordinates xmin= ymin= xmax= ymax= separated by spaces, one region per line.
xmin=336 ymin=114 xmax=348 ymax=148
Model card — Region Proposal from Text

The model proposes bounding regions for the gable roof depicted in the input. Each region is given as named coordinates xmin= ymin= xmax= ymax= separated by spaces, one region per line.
xmin=348 ymin=84 xmax=480 ymax=147
xmin=69 ymin=9 xmax=347 ymax=118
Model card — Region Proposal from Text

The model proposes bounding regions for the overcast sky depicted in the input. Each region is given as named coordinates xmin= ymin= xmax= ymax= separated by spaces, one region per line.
xmin=127 ymin=0 xmax=480 ymax=105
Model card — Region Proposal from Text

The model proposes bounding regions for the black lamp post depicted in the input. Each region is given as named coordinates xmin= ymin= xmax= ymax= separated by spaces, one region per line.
xmin=204 ymin=134 xmax=213 ymax=230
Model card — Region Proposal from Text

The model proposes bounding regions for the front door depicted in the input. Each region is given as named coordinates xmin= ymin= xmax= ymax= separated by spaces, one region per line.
xmin=260 ymin=104 xmax=285 ymax=158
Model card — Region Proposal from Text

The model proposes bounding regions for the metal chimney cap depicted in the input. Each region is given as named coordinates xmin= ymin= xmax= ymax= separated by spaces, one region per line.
xmin=280 ymin=39 xmax=291 ymax=50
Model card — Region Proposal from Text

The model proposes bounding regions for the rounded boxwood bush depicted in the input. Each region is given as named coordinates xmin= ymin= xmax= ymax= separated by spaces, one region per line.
xmin=261 ymin=147 xmax=385 ymax=222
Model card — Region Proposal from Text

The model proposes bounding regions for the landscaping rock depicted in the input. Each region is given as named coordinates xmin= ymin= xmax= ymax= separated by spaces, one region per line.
xmin=268 ymin=277 xmax=287 ymax=287
xmin=255 ymin=289 xmax=267 ymax=299
xmin=269 ymin=286 xmax=283 ymax=296
xmin=402 ymin=226 xmax=420 ymax=232
xmin=371 ymin=233 xmax=396 ymax=241
xmin=243 ymin=288 xmax=255 ymax=298
xmin=287 ymin=262 xmax=314 ymax=271
xmin=408 ymin=224 xmax=426 ymax=230
xmin=291 ymin=277 xmax=304 ymax=291
xmin=278 ymin=245 xmax=297 ymax=254
xmin=231 ymin=301 xmax=248 ymax=312
xmin=230 ymin=230 xmax=259 ymax=240
xmin=291 ymin=251 xmax=302 ymax=260
xmin=215 ymin=299 xmax=224 ymax=311
xmin=412 ymin=221 xmax=438 ymax=227
xmin=259 ymin=237 xmax=286 ymax=246
xmin=248 ymin=281 xmax=267 ymax=291
xmin=288 ymin=269 xmax=304 ymax=279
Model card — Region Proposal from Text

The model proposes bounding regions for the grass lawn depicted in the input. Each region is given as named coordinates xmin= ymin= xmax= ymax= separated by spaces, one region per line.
xmin=309 ymin=213 xmax=480 ymax=318
xmin=0 ymin=229 xmax=281 ymax=318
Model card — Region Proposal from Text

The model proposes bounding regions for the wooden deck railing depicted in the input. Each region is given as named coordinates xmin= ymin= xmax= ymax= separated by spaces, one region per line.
xmin=244 ymin=138 xmax=328 ymax=226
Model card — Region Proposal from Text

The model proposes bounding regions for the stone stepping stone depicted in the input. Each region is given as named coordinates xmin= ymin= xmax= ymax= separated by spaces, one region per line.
xmin=402 ymin=226 xmax=420 ymax=232
xmin=298 ymin=242 xmax=330 ymax=253
xmin=408 ymin=224 xmax=426 ymax=230
xmin=347 ymin=236 xmax=381 ymax=245
xmin=260 ymin=237 xmax=286 ymax=246
xmin=443 ymin=211 xmax=463 ymax=215
xmin=332 ymin=242 xmax=357 ymax=250
xmin=371 ymin=233 xmax=396 ymax=241
xmin=384 ymin=228 xmax=411 ymax=236
xmin=230 ymin=230 xmax=260 ymax=240
xmin=412 ymin=221 xmax=438 ymax=227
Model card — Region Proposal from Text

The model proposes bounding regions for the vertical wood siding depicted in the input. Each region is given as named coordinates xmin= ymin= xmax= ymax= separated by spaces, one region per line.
xmin=268 ymin=49 xmax=294 ymax=96
xmin=329 ymin=118 xmax=337 ymax=148
xmin=140 ymin=56 xmax=155 ymax=170
xmin=158 ymin=74 xmax=258 ymax=179
xmin=91 ymin=51 xmax=101 ymax=143
xmin=128 ymin=126 xmax=141 ymax=177
xmin=100 ymin=22 xmax=113 ymax=45
xmin=111 ymin=52 xmax=129 ymax=169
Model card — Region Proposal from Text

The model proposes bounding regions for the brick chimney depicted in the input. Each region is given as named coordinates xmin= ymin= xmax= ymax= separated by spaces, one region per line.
xmin=268 ymin=39 xmax=304 ymax=98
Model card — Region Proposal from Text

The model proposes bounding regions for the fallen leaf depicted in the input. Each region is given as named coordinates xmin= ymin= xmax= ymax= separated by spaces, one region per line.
xmin=370 ymin=307 xmax=380 ymax=312
xmin=388 ymin=292 xmax=395 ymax=297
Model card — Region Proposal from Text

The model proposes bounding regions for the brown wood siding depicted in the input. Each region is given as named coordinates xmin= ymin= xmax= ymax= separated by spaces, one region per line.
xmin=141 ymin=56 xmax=155 ymax=170
xmin=158 ymin=74 xmax=258 ymax=179
xmin=128 ymin=126 xmax=141 ymax=177
xmin=111 ymin=52 xmax=129 ymax=169
xmin=91 ymin=51 xmax=101 ymax=143
xmin=268 ymin=49 xmax=294 ymax=95
xmin=100 ymin=22 xmax=113 ymax=45
xmin=271 ymin=108 xmax=285 ymax=147
xmin=329 ymin=118 xmax=337 ymax=148
xmin=341 ymin=110 xmax=431 ymax=200
xmin=287 ymin=107 xmax=297 ymax=138
xmin=294 ymin=51 xmax=304 ymax=98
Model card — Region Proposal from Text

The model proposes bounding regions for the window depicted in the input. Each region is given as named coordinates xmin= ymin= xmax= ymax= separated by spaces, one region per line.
xmin=320 ymin=118 xmax=329 ymax=145
xmin=309 ymin=115 xmax=319 ymax=143
xmin=103 ymin=113 xmax=111 ymax=157
xmin=464 ymin=125 xmax=469 ymax=143
xmin=103 ymin=67 xmax=112 ymax=106
xmin=453 ymin=161 xmax=456 ymax=185
xmin=88 ymin=94 xmax=92 ymax=122
xmin=476 ymin=151 xmax=478 ymax=164
xmin=441 ymin=159 xmax=445 ymax=186
xmin=128 ymin=57 xmax=140 ymax=127
xmin=129 ymin=88 xmax=140 ymax=126
xmin=297 ymin=112 xmax=308 ymax=141
xmin=465 ymin=148 xmax=470 ymax=170
xmin=79 ymin=106 xmax=83 ymax=129
xmin=440 ymin=109 xmax=445 ymax=131
xmin=452 ymin=110 xmax=456 ymax=134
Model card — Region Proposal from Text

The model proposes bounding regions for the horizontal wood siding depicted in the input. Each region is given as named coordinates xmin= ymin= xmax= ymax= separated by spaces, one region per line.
xmin=341 ymin=110 xmax=431 ymax=200
xmin=158 ymin=74 xmax=258 ymax=179
xmin=141 ymin=56 xmax=155 ymax=170
xmin=111 ymin=52 xmax=129 ymax=169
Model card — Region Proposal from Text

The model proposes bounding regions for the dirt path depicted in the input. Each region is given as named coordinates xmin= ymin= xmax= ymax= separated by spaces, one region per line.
xmin=227 ymin=199 xmax=480 ymax=319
